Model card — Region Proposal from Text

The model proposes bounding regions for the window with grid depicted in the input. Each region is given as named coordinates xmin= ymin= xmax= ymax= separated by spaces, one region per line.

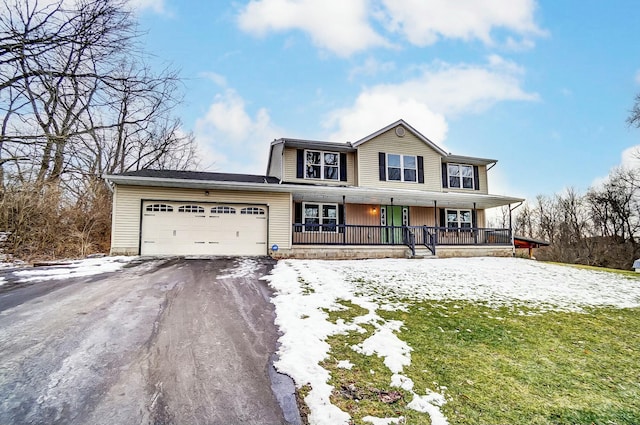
xmin=211 ymin=206 xmax=236 ymax=214
xmin=387 ymin=154 xmax=417 ymax=182
xmin=447 ymin=164 xmax=474 ymax=189
xmin=146 ymin=204 xmax=173 ymax=212
xmin=303 ymin=203 xmax=338 ymax=232
xmin=446 ymin=209 xmax=472 ymax=229
xmin=178 ymin=205 xmax=204 ymax=213
xmin=305 ymin=150 xmax=339 ymax=180
xmin=240 ymin=207 xmax=265 ymax=215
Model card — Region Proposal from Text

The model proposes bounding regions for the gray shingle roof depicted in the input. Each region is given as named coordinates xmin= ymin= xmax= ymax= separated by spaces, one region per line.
xmin=114 ymin=169 xmax=280 ymax=184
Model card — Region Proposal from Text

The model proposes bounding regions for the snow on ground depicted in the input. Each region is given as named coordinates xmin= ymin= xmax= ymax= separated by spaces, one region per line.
xmin=11 ymin=256 xmax=132 ymax=283
xmin=264 ymin=257 xmax=640 ymax=425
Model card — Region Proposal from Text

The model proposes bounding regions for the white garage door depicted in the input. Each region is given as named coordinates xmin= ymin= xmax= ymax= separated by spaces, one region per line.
xmin=140 ymin=202 xmax=268 ymax=256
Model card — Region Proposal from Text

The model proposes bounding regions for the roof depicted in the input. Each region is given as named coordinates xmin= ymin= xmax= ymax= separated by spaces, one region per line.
xmin=112 ymin=169 xmax=280 ymax=184
xmin=270 ymin=138 xmax=356 ymax=152
xmin=514 ymin=235 xmax=550 ymax=247
xmin=104 ymin=170 xmax=524 ymax=210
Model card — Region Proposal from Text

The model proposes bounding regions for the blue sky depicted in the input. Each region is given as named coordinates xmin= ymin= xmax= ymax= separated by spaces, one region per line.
xmin=132 ymin=0 xmax=640 ymax=199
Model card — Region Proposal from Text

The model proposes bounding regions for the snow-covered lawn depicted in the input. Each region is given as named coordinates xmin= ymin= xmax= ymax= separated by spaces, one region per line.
xmin=263 ymin=257 xmax=640 ymax=425
xmin=9 ymin=256 xmax=132 ymax=283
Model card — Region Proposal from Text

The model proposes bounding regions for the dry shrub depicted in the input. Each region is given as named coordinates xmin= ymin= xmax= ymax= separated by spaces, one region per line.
xmin=0 ymin=179 xmax=112 ymax=261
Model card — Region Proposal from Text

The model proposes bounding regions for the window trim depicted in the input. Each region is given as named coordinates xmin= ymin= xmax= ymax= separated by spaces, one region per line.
xmin=445 ymin=209 xmax=473 ymax=229
xmin=302 ymin=202 xmax=339 ymax=232
xmin=304 ymin=149 xmax=340 ymax=181
xmin=447 ymin=163 xmax=475 ymax=189
xmin=386 ymin=153 xmax=417 ymax=183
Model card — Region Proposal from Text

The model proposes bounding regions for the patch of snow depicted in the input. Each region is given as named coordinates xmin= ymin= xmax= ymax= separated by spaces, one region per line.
xmin=265 ymin=257 xmax=640 ymax=425
xmin=390 ymin=373 xmax=414 ymax=391
xmin=337 ymin=360 xmax=354 ymax=370
xmin=407 ymin=391 xmax=448 ymax=425
xmin=13 ymin=256 xmax=132 ymax=283
xmin=216 ymin=257 xmax=260 ymax=279
xmin=362 ymin=416 xmax=405 ymax=425
xmin=351 ymin=321 xmax=412 ymax=374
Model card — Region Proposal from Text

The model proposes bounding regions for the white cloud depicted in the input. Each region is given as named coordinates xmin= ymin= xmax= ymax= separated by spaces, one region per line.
xmin=194 ymin=88 xmax=282 ymax=174
xmin=349 ymin=57 xmax=396 ymax=81
xmin=237 ymin=0 xmax=389 ymax=57
xmin=325 ymin=92 xmax=449 ymax=145
xmin=326 ymin=56 xmax=538 ymax=144
xmin=237 ymin=0 xmax=545 ymax=56
xmin=127 ymin=0 xmax=166 ymax=14
xmin=379 ymin=0 xmax=544 ymax=46
xmin=621 ymin=145 xmax=640 ymax=169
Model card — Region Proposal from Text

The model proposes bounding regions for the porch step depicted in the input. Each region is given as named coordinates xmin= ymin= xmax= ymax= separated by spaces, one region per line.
xmin=410 ymin=247 xmax=437 ymax=259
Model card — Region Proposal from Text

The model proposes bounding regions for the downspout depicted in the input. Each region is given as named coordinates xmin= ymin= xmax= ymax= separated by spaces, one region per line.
xmin=509 ymin=202 xmax=524 ymax=257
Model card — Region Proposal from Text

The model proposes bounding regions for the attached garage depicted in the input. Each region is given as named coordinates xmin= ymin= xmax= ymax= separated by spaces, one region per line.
xmin=104 ymin=170 xmax=292 ymax=257
xmin=140 ymin=202 xmax=268 ymax=256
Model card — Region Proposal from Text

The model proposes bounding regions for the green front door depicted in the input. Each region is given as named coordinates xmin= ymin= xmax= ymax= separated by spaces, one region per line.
xmin=381 ymin=206 xmax=407 ymax=244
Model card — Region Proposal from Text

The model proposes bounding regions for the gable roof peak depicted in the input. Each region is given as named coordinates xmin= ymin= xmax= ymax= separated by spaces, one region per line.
xmin=351 ymin=119 xmax=448 ymax=157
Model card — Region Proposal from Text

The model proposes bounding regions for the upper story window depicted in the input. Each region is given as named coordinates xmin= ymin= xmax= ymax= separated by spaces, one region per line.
xmin=305 ymin=150 xmax=339 ymax=180
xmin=448 ymin=164 xmax=474 ymax=189
xmin=387 ymin=154 xmax=417 ymax=182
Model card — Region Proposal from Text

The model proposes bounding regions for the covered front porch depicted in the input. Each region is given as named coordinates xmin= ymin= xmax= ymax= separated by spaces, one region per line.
xmin=292 ymin=224 xmax=512 ymax=256
xmin=288 ymin=184 xmax=522 ymax=258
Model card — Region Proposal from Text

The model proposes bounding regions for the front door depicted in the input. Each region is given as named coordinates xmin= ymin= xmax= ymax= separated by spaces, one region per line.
xmin=381 ymin=206 xmax=408 ymax=244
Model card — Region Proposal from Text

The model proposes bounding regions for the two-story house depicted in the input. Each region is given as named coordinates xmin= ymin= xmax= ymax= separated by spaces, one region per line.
xmin=105 ymin=119 xmax=524 ymax=258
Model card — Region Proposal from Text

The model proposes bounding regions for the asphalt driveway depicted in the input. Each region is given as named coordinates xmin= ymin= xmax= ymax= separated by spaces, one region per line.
xmin=0 ymin=257 xmax=300 ymax=425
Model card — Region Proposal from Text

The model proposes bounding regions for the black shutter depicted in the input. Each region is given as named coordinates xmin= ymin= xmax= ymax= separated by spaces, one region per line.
xmin=296 ymin=149 xmax=304 ymax=179
xmin=338 ymin=204 xmax=345 ymax=234
xmin=441 ymin=163 xmax=448 ymax=188
xmin=473 ymin=166 xmax=480 ymax=190
xmin=417 ymin=156 xmax=424 ymax=183
xmin=339 ymin=153 xmax=347 ymax=182
xmin=378 ymin=152 xmax=386 ymax=181
xmin=439 ymin=209 xmax=446 ymax=228
xmin=294 ymin=202 xmax=302 ymax=232
xmin=472 ymin=210 xmax=477 ymax=228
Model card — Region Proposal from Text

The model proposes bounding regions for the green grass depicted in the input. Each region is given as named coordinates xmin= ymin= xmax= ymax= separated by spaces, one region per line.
xmin=323 ymin=301 xmax=640 ymax=425
xmin=546 ymin=261 xmax=640 ymax=278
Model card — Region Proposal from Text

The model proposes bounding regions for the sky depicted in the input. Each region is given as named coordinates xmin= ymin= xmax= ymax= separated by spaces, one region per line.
xmin=130 ymin=0 xmax=640 ymax=200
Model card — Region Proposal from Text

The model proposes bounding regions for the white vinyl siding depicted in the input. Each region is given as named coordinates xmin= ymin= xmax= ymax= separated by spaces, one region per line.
xmin=357 ymin=128 xmax=441 ymax=190
xmin=110 ymin=185 xmax=291 ymax=255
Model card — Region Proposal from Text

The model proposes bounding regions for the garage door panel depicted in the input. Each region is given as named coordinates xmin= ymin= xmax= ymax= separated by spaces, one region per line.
xmin=141 ymin=202 xmax=268 ymax=256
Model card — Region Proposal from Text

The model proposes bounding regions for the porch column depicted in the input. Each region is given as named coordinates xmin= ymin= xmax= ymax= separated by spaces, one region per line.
xmin=342 ymin=195 xmax=346 ymax=245
xmin=473 ymin=202 xmax=478 ymax=244
xmin=433 ymin=200 xmax=438 ymax=245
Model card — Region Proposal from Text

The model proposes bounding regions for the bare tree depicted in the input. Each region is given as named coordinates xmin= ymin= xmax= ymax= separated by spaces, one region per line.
xmin=1 ymin=0 xmax=197 ymax=187
xmin=0 ymin=0 xmax=199 ymax=259
xmin=629 ymin=93 xmax=640 ymax=129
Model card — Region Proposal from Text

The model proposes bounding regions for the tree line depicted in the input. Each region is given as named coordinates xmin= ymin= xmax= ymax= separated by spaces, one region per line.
xmin=499 ymin=103 xmax=640 ymax=270
xmin=0 ymin=0 xmax=198 ymax=259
